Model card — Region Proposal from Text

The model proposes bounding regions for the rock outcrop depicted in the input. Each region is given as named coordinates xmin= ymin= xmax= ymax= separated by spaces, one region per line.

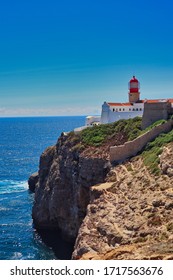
xmin=28 ymin=172 xmax=39 ymax=192
xmin=31 ymin=133 xmax=110 ymax=242
xmin=160 ymin=143 xmax=173 ymax=177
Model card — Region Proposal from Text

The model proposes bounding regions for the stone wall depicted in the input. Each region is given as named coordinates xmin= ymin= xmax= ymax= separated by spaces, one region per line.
xmin=142 ymin=101 xmax=172 ymax=129
xmin=110 ymin=120 xmax=173 ymax=163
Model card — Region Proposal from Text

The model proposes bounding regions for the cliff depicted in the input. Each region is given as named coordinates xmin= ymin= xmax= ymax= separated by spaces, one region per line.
xmin=29 ymin=119 xmax=173 ymax=259
xmin=31 ymin=133 xmax=110 ymax=242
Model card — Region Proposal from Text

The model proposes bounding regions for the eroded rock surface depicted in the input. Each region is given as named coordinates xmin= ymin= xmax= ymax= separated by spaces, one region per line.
xmin=28 ymin=172 xmax=39 ymax=192
xmin=32 ymin=133 xmax=110 ymax=242
xmin=72 ymin=145 xmax=173 ymax=259
xmin=160 ymin=143 xmax=173 ymax=177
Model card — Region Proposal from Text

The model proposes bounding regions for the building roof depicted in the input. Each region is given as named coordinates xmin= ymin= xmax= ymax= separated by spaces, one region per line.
xmin=107 ymin=102 xmax=132 ymax=107
xmin=107 ymin=99 xmax=173 ymax=107
xmin=144 ymin=99 xmax=173 ymax=104
xmin=107 ymin=101 xmax=144 ymax=107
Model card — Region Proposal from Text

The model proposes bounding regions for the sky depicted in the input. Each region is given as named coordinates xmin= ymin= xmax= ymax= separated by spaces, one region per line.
xmin=0 ymin=0 xmax=173 ymax=116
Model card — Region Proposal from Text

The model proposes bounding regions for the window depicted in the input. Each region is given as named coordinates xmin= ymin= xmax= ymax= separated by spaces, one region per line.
xmin=123 ymin=108 xmax=125 ymax=111
xmin=129 ymin=108 xmax=131 ymax=111
xmin=113 ymin=108 xmax=115 ymax=112
xmin=136 ymin=108 xmax=138 ymax=111
xmin=140 ymin=108 xmax=142 ymax=111
xmin=119 ymin=108 xmax=121 ymax=111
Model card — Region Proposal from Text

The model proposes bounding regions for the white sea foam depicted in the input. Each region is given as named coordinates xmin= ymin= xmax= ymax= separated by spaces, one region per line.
xmin=0 ymin=180 xmax=28 ymax=194
xmin=11 ymin=252 xmax=23 ymax=260
xmin=0 ymin=207 xmax=10 ymax=211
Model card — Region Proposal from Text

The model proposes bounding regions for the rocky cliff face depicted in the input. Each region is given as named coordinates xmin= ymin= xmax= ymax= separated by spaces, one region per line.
xmin=31 ymin=133 xmax=110 ymax=242
xmin=72 ymin=143 xmax=173 ymax=259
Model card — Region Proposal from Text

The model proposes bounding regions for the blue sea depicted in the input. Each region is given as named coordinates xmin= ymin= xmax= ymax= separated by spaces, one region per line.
xmin=0 ymin=116 xmax=85 ymax=260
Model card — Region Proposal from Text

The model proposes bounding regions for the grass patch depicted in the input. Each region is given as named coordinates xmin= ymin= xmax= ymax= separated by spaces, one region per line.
xmin=142 ymin=129 xmax=173 ymax=175
xmin=141 ymin=119 xmax=167 ymax=134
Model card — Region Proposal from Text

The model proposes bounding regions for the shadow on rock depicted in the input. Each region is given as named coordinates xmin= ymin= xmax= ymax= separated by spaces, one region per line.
xmin=36 ymin=228 xmax=74 ymax=260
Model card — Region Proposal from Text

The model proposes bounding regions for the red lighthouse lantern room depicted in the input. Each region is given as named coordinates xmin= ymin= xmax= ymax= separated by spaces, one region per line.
xmin=128 ymin=76 xmax=140 ymax=103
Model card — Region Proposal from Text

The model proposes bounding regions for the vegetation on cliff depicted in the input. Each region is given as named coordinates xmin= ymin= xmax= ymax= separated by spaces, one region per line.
xmin=68 ymin=118 xmax=173 ymax=171
xmin=142 ymin=128 xmax=173 ymax=175
xmin=70 ymin=118 xmax=168 ymax=149
xmin=80 ymin=116 xmax=142 ymax=146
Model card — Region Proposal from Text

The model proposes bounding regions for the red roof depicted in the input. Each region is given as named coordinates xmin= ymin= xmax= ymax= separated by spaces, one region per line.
xmin=145 ymin=99 xmax=173 ymax=104
xmin=107 ymin=99 xmax=173 ymax=107
xmin=108 ymin=102 xmax=135 ymax=107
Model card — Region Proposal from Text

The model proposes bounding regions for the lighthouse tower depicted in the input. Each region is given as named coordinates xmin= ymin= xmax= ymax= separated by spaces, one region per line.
xmin=128 ymin=76 xmax=140 ymax=103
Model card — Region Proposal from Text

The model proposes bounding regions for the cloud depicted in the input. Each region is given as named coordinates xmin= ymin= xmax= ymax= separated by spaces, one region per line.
xmin=0 ymin=105 xmax=101 ymax=117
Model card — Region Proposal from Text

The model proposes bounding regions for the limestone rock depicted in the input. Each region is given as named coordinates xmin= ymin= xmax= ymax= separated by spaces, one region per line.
xmin=72 ymin=148 xmax=173 ymax=259
xmin=28 ymin=172 xmax=39 ymax=192
xmin=160 ymin=144 xmax=173 ymax=177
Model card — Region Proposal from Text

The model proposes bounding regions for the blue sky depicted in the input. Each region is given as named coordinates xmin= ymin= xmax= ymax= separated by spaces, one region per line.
xmin=0 ymin=0 xmax=173 ymax=116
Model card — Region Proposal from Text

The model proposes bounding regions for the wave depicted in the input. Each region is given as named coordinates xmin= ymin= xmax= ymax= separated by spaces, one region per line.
xmin=0 ymin=207 xmax=10 ymax=211
xmin=0 ymin=180 xmax=28 ymax=195
xmin=11 ymin=252 xmax=23 ymax=260
xmin=0 ymin=222 xmax=31 ymax=226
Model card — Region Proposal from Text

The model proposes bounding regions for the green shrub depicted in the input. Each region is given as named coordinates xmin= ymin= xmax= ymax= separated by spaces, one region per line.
xmin=80 ymin=117 xmax=142 ymax=146
xmin=141 ymin=119 xmax=167 ymax=134
xmin=142 ymin=129 xmax=173 ymax=175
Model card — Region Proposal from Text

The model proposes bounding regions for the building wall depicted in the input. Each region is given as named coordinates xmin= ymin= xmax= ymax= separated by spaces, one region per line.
xmin=101 ymin=102 xmax=110 ymax=124
xmin=142 ymin=102 xmax=172 ymax=129
xmin=110 ymin=120 xmax=173 ymax=163
xmin=101 ymin=102 xmax=143 ymax=124
xmin=85 ymin=116 xmax=101 ymax=126
xmin=107 ymin=110 xmax=143 ymax=123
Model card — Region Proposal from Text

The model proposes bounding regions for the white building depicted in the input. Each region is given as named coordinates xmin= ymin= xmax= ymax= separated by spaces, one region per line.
xmin=85 ymin=115 xmax=101 ymax=126
xmin=101 ymin=100 xmax=144 ymax=124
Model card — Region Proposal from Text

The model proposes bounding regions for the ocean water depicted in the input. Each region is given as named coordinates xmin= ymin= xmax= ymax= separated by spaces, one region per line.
xmin=0 ymin=116 xmax=85 ymax=260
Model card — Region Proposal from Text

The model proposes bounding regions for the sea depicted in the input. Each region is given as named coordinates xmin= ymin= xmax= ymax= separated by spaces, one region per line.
xmin=0 ymin=116 xmax=85 ymax=260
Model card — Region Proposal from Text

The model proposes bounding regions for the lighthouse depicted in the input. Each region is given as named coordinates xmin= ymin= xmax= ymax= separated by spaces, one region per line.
xmin=128 ymin=76 xmax=140 ymax=103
